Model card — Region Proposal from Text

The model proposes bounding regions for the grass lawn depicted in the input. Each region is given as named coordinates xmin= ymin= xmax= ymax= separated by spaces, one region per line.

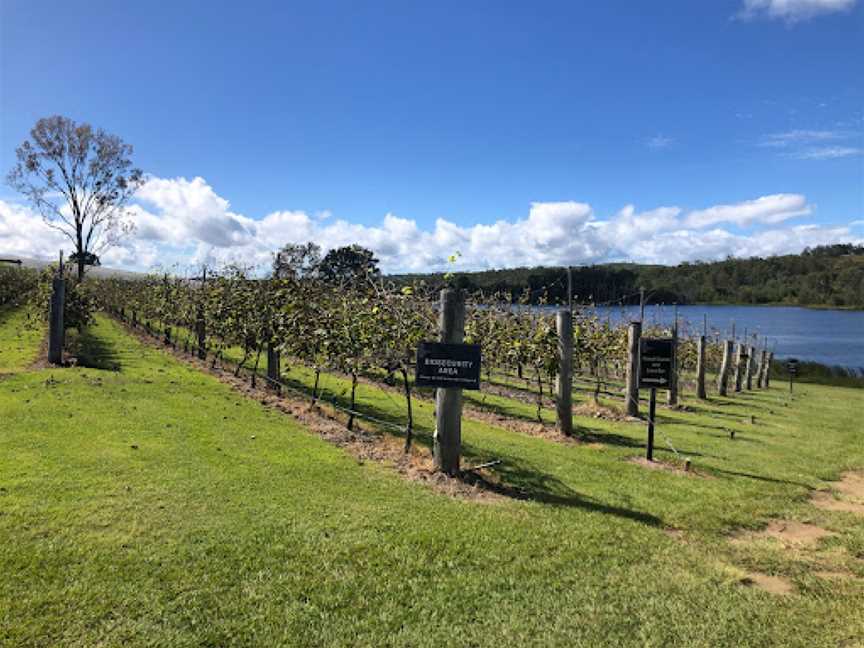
xmin=0 ymin=305 xmax=43 ymax=374
xmin=2 ymin=313 xmax=863 ymax=647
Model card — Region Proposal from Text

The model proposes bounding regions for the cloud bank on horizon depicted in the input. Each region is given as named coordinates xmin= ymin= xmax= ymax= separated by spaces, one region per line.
xmin=1 ymin=175 xmax=861 ymax=275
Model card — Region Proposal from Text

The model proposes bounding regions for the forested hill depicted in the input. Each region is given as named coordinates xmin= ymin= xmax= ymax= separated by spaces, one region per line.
xmin=391 ymin=244 xmax=864 ymax=309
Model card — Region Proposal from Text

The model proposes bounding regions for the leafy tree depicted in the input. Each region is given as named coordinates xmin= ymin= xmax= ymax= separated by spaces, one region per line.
xmin=318 ymin=245 xmax=380 ymax=285
xmin=7 ymin=115 xmax=143 ymax=280
xmin=272 ymin=242 xmax=322 ymax=279
xmin=68 ymin=251 xmax=101 ymax=268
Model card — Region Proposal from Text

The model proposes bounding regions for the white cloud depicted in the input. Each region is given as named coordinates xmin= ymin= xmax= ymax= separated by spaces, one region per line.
xmin=646 ymin=134 xmax=673 ymax=150
xmin=738 ymin=0 xmax=857 ymax=22
xmin=793 ymin=146 xmax=863 ymax=159
xmin=0 ymin=200 xmax=68 ymax=258
xmin=684 ymin=194 xmax=812 ymax=228
xmin=759 ymin=130 xmax=843 ymax=147
xmin=1 ymin=177 xmax=860 ymax=274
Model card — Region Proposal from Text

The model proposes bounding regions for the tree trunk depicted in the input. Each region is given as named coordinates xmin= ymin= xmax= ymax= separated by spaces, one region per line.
xmin=401 ymin=367 xmax=414 ymax=453
xmin=76 ymin=227 xmax=85 ymax=281
xmin=347 ymin=372 xmax=358 ymax=430
xmin=536 ymin=369 xmax=544 ymax=423
xmin=250 ymin=346 xmax=263 ymax=388
xmin=311 ymin=368 xmax=321 ymax=406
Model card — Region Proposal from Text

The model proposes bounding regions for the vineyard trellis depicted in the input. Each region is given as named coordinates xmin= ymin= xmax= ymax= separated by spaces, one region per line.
xmin=2 ymin=261 xmax=785 ymax=471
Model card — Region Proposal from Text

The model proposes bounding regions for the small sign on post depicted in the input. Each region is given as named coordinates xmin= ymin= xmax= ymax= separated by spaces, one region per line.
xmin=786 ymin=358 xmax=799 ymax=393
xmin=639 ymin=338 xmax=674 ymax=389
xmin=639 ymin=338 xmax=674 ymax=461
xmin=415 ymin=342 xmax=481 ymax=390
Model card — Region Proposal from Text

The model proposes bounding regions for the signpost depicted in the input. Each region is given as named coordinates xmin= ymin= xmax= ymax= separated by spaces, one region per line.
xmin=639 ymin=338 xmax=674 ymax=461
xmin=786 ymin=358 xmax=799 ymax=394
xmin=415 ymin=342 xmax=481 ymax=390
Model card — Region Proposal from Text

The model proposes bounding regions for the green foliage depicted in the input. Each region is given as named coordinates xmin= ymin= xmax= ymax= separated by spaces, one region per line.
xmin=28 ymin=265 xmax=97 ymax=332
xmin=0 ymin=265 xmax=39 ymax=307
xmin=392 ymin=244 xmax=864 ymax=308
xmin=317 ymin=244 xmax=380 ymax=285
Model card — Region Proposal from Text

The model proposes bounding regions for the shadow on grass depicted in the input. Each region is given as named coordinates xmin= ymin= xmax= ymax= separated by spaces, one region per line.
xmin=709 ymin=467 xmax=813 ymax=489
xmin=462 ymin=451 xmax=663 ymax=526
xmin=76 ymin=326 xmax=122 ymax=371
xmin=278 ymin=370 xmax=661 ymax=526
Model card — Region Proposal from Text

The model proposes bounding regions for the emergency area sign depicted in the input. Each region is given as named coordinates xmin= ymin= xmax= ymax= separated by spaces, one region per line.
xmin=415 ymin=342 xmax=481 ymax=390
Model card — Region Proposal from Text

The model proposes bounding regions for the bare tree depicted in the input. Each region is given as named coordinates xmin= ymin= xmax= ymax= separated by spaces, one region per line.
xmin=272 ymin=241 xmax=322 ymax=279
xmin=7 ymin=115 xmax=144 ymax=280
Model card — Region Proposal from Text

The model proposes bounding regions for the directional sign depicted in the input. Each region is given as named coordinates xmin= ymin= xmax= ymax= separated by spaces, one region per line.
xmin=786 ymin=358 xmax=799 ymax=375
xmin=415 ymin=342 xmax=481 ymax=390
xmin=639 ymin=337 xmax=674 ymax=390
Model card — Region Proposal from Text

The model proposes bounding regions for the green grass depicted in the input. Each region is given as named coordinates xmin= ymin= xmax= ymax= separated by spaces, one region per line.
xmin=2 ymin=313 xmax=863 ymax=647
xmin=0 ymin=305 xmax=43 ymax=374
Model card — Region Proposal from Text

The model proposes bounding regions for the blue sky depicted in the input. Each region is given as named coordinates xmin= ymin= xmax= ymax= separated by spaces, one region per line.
xmin=1 ymin=0 xmax=862 ymax=272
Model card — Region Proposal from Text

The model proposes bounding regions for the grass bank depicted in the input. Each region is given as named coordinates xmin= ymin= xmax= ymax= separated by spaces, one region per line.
xmin=1 ymin=313 xmax=863 ymax=647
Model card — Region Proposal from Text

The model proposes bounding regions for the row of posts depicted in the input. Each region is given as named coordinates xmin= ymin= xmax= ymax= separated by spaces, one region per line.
xmin=624 ymin=322 xmax=773 ymax=416
xmin=431 ymin=289 xmax=779 ymax=474
xmin=110 ymin=286 xmax=775 ymax=478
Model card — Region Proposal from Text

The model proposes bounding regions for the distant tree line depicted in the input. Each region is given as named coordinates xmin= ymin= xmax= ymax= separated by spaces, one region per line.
xmin=391 ymin=244 xmax=864 ymax=309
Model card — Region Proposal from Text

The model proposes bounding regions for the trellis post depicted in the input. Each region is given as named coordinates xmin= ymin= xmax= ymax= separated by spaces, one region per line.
xmin=625 ymin=321 xmax=641 ymax=417
xmin=555 ymin=308 xmax=573 ymax=436
xmin=433 ymin=288 xmax=465 ymax=475
xmin=717 ymin=339 xmax=733 ymax=396
xmin=48 ymin=252 xmax=65 ymax=365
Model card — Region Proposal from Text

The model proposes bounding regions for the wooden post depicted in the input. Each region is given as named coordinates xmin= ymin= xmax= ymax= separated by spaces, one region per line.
xmin=733 ymin=343 xmax=744 ymax=393
xmin=667 ymin=313 xmax=679 ymax=406
xmin=759 ymin=349 xmax=768 ymax=389
xmin=639 ymin=287 xmax=645 ymax=322
xmin=194 ymin=267 xmax=207 ymax=359
xmin=267 ymin=343 xmax=281 ymax=393
xmin=764 ymin=352 xmax=773 ymax=388
xmin=555 ymin=309 xmax=573 ymax=436
xmin=646 ymin=388 xmax=657 ymax=461
xmin=754 ymin=351 xmax=765 ymax=389
xmin=625 ymin=321 xmax=641 ymax=417
xmin=433 ymin=288 xmax=464 ymax=475
xmin=47 ymin=265 xmax=65 ymax=365
xmin=744 ymin=345 xmax=754 ymax=390
xmin=696 ymin=335 xmax=707 ymax=399
xmin=717 ymin=340 xmax=733 ymax=396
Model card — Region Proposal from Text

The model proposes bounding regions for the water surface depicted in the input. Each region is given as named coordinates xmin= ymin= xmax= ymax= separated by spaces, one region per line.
xmin=581 ymin=304 xmax=863 ymax=369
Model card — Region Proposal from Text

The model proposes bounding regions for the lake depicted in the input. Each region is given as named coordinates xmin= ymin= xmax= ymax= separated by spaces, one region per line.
xmin=582 ymin=304 xmax=864 ymax=370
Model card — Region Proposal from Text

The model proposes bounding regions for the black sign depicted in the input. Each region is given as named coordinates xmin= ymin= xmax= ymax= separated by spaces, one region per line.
xmin=415 ymin=342 xmax=481 ymax=390
xmin=639 ymin=338 xmax=674 ymax=389
xmin=786 ymin=358 xmax=799 ymax=375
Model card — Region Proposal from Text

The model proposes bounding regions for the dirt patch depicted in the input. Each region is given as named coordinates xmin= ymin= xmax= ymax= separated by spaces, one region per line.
xmin=481 ymin=381 xmax=554 ymax=408
xmin=835 ymin=471 xmax=864 ymax=500
xmin=740 ymin=572 xmax=795 ymax=595
xmin=627 ymin=456 xmax=706 ymax=477
xmin=732 ymin=520 xmax=836 ymax=548
xmin=663 ymin=527 xmax=685 ymax=540
xmin=27 ymin=333 xmax=52 ymax=371
xmin=573 ymin=402 xmax=631 ymax=422
xmin=811 ymin=491 xmax=864 ymax=515
xmin=810 ymin=471 xmax=864 ymax=516
xmin=462 ymin=405 xmax=573 ymax=442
